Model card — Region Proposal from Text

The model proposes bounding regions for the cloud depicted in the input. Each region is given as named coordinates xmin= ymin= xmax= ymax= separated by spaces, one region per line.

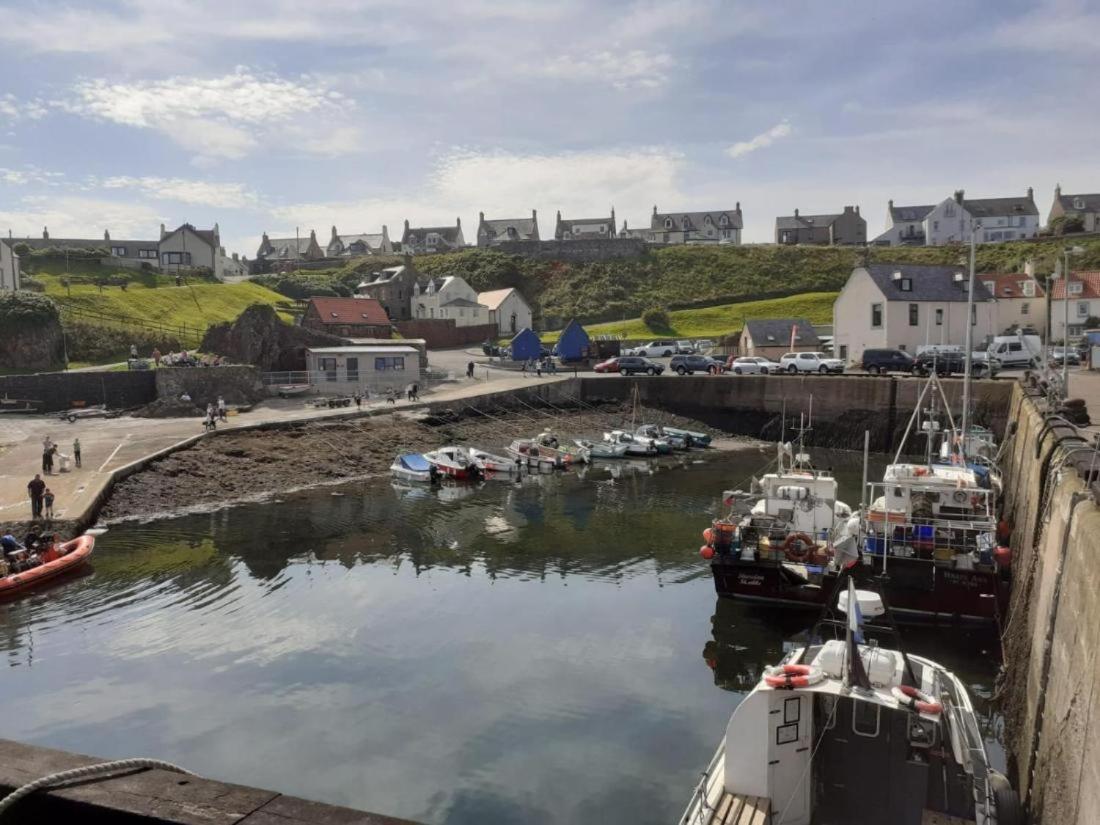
xmin=0 ymin=93 xmax=48 ymax=124
xmin=726 ymin=120 xmax=792 ymax=159
xmin=0 ymin=166 xmax=65 ymax=186
xmin=95 ymin=176 xmax=261 ymax=209
xmin=539 ymin=49 xmax=676 ymax=90
xmin=63 ymin=68 xmax=348 ymax=161
xmin=989 ymin=1 xmax=1100 ymax=56
xmin=0 ymin=196 xmax=163 ymax=238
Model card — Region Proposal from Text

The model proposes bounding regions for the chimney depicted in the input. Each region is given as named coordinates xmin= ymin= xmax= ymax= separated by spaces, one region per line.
xmin=653 ymin=204 xmax=658 ymax=216
xmin=104 ymin=229 xmax=110 ymax=241
xmin=1055 ymin=183 xmax=1062 ymax=198
xmin=888 ymin=199 xmax=893 ymax=210
xmin=478 ymin=211 xmax=484 ymax=224
xmin=556 ymin=210 xmax=561 ymax=221
xmin=331 ymin=225 xmax=338 ymax=241
xmin=735 ymin=201 xmax=740 ymax=212
xmin=213 ymin=222 xmax=219 ymax=237
xmin=954 ymin=189 xmax=964 ymax=205
xmin=404 ymin=219 xmax=410 ymax=231
xmin=1024 ymin=259 xmax=1035 ymax=278
xmin=232 ymin=252 xmax=239 ymax=261
xmin=794 ymin=209 xmax=799 ymax=218
xmin=456 ymin=216 xmax=461 ymax=228
xmin=262 ymin=232 xmax=269 ymax=242
xmin=160 ymin=223 xmax=166 ymax=239
xmin=309 ymin=229 xmax=317 ymax=242
xmin=855 ymin=205 xmax=860 ymax=215
xmin=1027 ymin=186 xmax=1034 ymax=200
xmin=531 ymin=208 xmax=537 ymax=223
xmin=42 ymin=226 xmax=48 ymax=239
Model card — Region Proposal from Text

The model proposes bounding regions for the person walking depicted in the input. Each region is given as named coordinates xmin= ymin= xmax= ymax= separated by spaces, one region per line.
xmin=27 ymin=475 xmax=45 ymax=519
xmin=354 ymin=393 xmax=362 ymax=409
xmin=73 ymin=437 xmax=81 ymax=468
xmin=536 ymin=359 xmax=542 ymax=378
xmin=217 ymin=396 xmax=227 ymax=421
xmin=42 ymin=444 xmax=54 ymax=475
xmin=411 ymin=382 xmax=419 ymax=401
xmin=43 ymin=488 xmax=55 ymax=519
xmin=151 ymin=347 xmax=161 ymax=368
xmin=466 ymin=361 xmax=475 ymax=379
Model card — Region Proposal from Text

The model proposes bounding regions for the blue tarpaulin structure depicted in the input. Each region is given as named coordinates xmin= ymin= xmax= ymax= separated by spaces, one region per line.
xmin=510 ymin=327 xmax=542 ymax=361
xmin=555 ymin=319 xmax=590 ymax=361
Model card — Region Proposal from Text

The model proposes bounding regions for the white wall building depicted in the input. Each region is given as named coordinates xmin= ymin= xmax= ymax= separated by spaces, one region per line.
xmin=873 ymin=190 xmax=1040 ymax=246
xmin=159 ymin=222 xmax=240 ymax=280
xmin=980 ymin=272 xmax=1046 ymax=336
xmin=1049 ymin=272 xmax=1100 ymax=341
xmin=413 ymin=275 xmax=489 ymax=327
xmin=306 ymin=345 xmax=420 ymax=394
xmin=477 ymin=287 xmax=532 ymax=336
xmin=833 ymin=264 xmax=997 ymax=364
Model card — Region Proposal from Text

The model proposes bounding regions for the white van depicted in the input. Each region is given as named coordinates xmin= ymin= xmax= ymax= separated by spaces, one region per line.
xmin=986 ymin=335 xmax=1041 ymax=368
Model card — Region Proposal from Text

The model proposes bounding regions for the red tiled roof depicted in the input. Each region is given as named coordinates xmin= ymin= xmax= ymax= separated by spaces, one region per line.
xmin=307 ymin=297 xmax=392 ymax=326
xmin=978 ymin=272 xmax=1045 ymax=299
xmin=1049 ymin=271 xmax=1100 ymax=300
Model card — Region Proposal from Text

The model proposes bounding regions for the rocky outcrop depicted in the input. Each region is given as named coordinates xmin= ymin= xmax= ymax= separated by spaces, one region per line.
xmin=0 ymin=292 xmax=65 ymax=371
xmin=153 ymin=366 xmax=266 ymax=408
xmin=201 ymin=304 xmax=343 ymax=371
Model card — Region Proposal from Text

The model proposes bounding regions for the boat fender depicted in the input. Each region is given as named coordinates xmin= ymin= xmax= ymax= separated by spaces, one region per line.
xmin=892 ymin=685 xmax=943 ymax=715
xmin=988 ymin=771 xmax=1024 ymax=825
xmin=764 ymin=664 xmax=824 ymax=690
xmin=699 ymin=545 xmax=715 ymax=560
xmin=702 ymin=528 xmax=716 ymax=545
xmin=782 ymin=532 xmax=816 ymax=562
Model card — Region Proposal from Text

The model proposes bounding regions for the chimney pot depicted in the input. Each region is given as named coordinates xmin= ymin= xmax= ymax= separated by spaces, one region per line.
xmin=794 ymin=209 xmax=799 ymax=217
xmin=1027 ymin=186 xmax=1033 ymax=200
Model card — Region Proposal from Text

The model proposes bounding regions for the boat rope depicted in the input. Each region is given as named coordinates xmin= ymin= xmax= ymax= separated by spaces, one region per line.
xmin=0 ymin=758 xmax=193 ymax=817
xmin=774 ymin=693 xmax=840 ymax=825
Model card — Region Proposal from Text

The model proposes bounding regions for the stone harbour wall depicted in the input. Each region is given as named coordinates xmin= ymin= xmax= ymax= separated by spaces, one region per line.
xmin=154 ymin=366 xmax=266 ymax=406
xmin=0 ymin=369 xmax=155 ymax=412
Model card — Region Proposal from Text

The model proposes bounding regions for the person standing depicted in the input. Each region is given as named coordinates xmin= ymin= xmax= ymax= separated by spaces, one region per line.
xmin=43 ymin=488 xmax=55 ymax=519
xmin=217 ymin=396 xmax=227 ymax=421
xmin=466 ymin=361 xmax=475 ymax=379
xmin=27 ymin=475 xmax=45 ymax=519
xmin=151 ymin=347 xmax=161 ymax=368
xmin=42 ymin=444 xmax=54 ymax=475
xmin=130 ymin=343 xmax=138 ymax=359
xmin=73 ymin=437 xmax=81 ymax=468
xmin=521 ymin=360 xmax=528 ymax=376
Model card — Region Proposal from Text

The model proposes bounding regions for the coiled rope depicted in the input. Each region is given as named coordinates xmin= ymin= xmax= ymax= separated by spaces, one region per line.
xmin=0 ymin=758 xmax=192 ymax=817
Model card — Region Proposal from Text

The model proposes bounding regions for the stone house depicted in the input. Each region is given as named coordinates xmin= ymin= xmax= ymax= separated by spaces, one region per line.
xmin=12 ymin=227 xmax=159 ymax=269
xmin=326 ymin=225 xmax=393 ymax=257
xmin=554 ymin=210 xmax=617 ymax=240
xmin=306 ymin=344 xmax=419 ymax=394
xmin=775 ymin=206 xmax=865 ymax=245
xmin=1048 ymin=185 xmax=1100 ymax=234
xmin=412 ymin=275 xmax=488 ymax=327
xmin=355 ymin=259 xmax=421 ymax=321
xmin=401 ymin=219 xmax=465 ymax=254
xmin=871 ymin=202 xmax=936 ymax=246
xmin=833 ymin=264 xmax=996 ymax=364
xmin=649 ymin=205 xmax=743 ymax=245
xmin=477 ymin=211 xmax=539 ymax=246
xmin=980 ymin=272 xmax=1046 ymax=336
xmin=158 ymin=223 xmax=240 ymax=279
xmin=1049 ymin=272 xmax=1100 ymax=341
xmin=740 ymin=318 xmax=819 ymax=360
xmin=922 ymin=190 xmax=1040 ymax=246
xmin=255 ymin=230 xmax=326 ymax=263
xmin=478 ymin=287 xmax=532 ymax=336
xmin=302 ymin=296 xmax=393 ymax=338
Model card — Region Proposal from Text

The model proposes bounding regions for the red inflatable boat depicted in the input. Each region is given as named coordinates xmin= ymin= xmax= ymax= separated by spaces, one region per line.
xmin=0 ymin=534 xmax=95 ymax=596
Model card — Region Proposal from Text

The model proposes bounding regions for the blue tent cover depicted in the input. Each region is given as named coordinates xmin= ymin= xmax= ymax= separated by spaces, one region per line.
xmin=555 ymin=319 xmax=590 ymax=360
xmin=511 ymin=327 xmax=542 ymax=361
xmin=399 ymin=453 xmax=431 ymax=472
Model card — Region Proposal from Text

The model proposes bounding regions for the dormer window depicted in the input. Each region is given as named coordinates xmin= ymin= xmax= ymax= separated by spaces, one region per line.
xmin=1069 ymin=282 xmax=1084 ymax=295
xmin=704 ymin=215 xmax=712 ymax=225
xmin=1022 ymin=281 xmax=1035 ymax=297
xmin=1074 ymin=197 xmax=1086 ymax=210
xmin=664 ymin=218 xmax=673 ymax=229
xmin=720 ymin=214 xmax=728 ymax=226
xmin=900 ymin=278 xmax=912 ymax=292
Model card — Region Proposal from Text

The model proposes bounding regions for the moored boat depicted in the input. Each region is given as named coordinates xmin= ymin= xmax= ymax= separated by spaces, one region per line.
xmin=507 ymin=439 xmax=562 ymax=469
xmin=661 ymin=425 xmax=711 ymax=448
xmin=534 ymin=432 xmax=589 ymax=464
xmin=0 ymin=534 xmax=95 ymax=597
xmin=390 ymin=452 xmax=437 ymax=483
xmin=680 ymin=580 xmax=1023 ymax=825
xmin=635 ymin=424 xmax=687 ymax=451
xmin=468 ymin=447 xmax=518 ymax=475
xmin=276 ymin=384 xmax=311 ymax=398
xmin=604 ymin=429 xmax=659 ymax=456
xmin=575 ymin=438 xmax=629 ymax=459
xmin=424 ymin=446 xmax=482 ymax=480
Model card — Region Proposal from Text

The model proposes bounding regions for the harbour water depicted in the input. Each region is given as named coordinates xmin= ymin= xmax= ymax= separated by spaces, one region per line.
xmin=0 ymin=448 xmax=1002 ymax=824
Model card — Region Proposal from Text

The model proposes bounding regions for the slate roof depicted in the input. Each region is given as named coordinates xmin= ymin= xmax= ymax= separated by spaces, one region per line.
xmin=651 ymin=209 xmax=742 ymax=231
xmin=306 ymin=297 xmax=392 ymax=326
xmin=963 ymin=196 xmax=1038 ymax=218
xmin=863 ymin=264 xmax=993 ymax=303
xmin=10 ymin=236 xmax=157 ymax=253
xmin=262 ymin=237 xmax=316 ymax=258
xmin=889 ymin=204 xmax=935 ymax=222
xmin=743 ymin=318 xmax=820 ymax=347
xmin=479 ymin=216 xmax=538 ymax=241
xmin=1049 ymin=272 xmax=1100 ymax=300
xmin=776 ymin=213 xmax=841 ymax=230
xmin=331 ymin=232 xmax=384 ymax=252
xmin=979 ymin=272 xmax=1045 ymax=299
xmin=1057 ymin=193 xmax=1100 ymax=213
xmin=404 ymin=225 xmax=462 ymax=243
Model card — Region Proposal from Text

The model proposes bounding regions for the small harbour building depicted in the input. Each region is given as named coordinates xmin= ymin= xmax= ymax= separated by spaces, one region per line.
xmin=305 ymin=345 xmax=420 ymax=395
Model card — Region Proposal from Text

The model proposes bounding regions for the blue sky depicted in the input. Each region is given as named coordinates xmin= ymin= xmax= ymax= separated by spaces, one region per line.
xmin=0 ymin=0 xmax=1098 ymax=256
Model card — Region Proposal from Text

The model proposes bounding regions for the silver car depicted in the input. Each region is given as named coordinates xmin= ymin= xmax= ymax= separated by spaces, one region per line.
xmin=727 ymin=356 xmax=780 ymax=375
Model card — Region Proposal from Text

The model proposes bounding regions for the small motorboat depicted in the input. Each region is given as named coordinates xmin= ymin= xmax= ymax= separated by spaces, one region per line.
xmin=468 ymin=447 xmax=518 ymax=475
xmin=277 ymin=384 xmax=311 ymax=398
xmin=575 ymin=438 xmax=629 ymax=459
xmin=0 ymin=533 xmax=95 ymax=597
xmin=659 ymin=425 xmax=711 ymax=448
xmin=390 ymin=453 xmax=438 ymax=483
xmin=424 ymin=446 xmax=482 ymax=480
xmin=636 ymin=424 xmax=687 ymax=451
xmin=534 ymin=432 xmax=589 ymax=465
xmin=507 ymin=439 xmax=562 ymax=469
xmin=604 ymin=430 xmax=659 ymax=457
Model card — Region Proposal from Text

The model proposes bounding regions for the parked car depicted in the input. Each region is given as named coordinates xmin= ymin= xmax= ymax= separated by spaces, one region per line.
xmin=631 ymin=340 xmax=678 ymax=357
xmin=779 ymin=351 xmax=845 ymax=374
xmin=1050 ymin=346 xmax=1081 ymax=366
xmin=727 ymin=356 xmax=780 ymax=375
xmin=861 ymin=348 xmax=915 ymax=375
xmin=675 ymin=340 xmax=696 ymax=354
xmin=669 ymin=354 xmax=725 ymax=375
xmin=913 ymin=350 xmax=997 ymax=378
xmin=616 ymin=356 xmax=664 ymax=376
xmin=593 ymin=357 xmax=620 ymax=373
xmin=694 ymin=339 xmax=716 ymax=353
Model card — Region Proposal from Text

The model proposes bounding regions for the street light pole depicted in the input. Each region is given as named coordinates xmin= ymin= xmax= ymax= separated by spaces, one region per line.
xmin=961 ymin=218 xmax=980 ymax=442
xmin=1064 ymin=248 xmax=1071 ymax=393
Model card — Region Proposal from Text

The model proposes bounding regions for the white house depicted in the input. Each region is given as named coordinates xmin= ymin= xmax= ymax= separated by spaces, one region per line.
xmin=0 ymin=238 xmax=20 ymax=291
xmin=478 ymin=287 xmax=532 ymax=336
xmin=413 ymin=275 xmax=489 ymax=327
xmin=306 ymin=344 xmax=420 ymax=394
xmin=327 ymin=225 xmax=393 ymax=257
xmin=980 ymin=272 xmax=1046 ymax=336
xmin=833 ymin=264 xmax=997 ymax=364
xmin=871 ymin=202 xmax=936 ymax=246
xmin=159 ymin=222 xmax=241 ymax=279
xmin=1049 ymin=272 xmax=1100 ymax=341
xmin=918 ymin=190 xmax=1040 ymax=246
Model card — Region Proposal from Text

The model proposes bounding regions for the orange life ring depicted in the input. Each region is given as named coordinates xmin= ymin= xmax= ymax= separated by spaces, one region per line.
xmin=782 ymin=532 xmax=816 ymax=562
xmin=892 ymin=685 xmax=943 ymax=715
xmin=764 ymin=664 xmax=824 ymax=689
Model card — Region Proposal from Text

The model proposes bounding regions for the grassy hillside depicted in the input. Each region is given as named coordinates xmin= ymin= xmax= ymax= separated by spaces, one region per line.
xmin=255 ymin=237 xmax=1100 ymax=326
xmin=540 ymin=292 xmax=837 ymax=341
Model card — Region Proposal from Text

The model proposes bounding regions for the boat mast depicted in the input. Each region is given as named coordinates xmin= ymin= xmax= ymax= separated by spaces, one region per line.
xmin=960 ymin=219 xmax=979 ymax=443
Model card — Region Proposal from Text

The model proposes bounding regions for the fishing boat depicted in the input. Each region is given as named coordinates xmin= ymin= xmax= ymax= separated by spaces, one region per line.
xmin=389 ymin=453 xmax=437 ymax=483
xmin=575 ymin=438 xmax=629 ymax=459
xmin=507 ymin=439 xmax=562 ymax=469
xmin=661 ymin=425 xmax=711 ymax=448
xmin=680 ymin=579 xmax=1023 ymax=825
xmin=424 ymin=446 xmax=482 ymax=480
xmin=635 ymin=424 xmax=687 ymax=451
xmin=0 ymin=534 xmax=95 ymax=597
xmin=468 ymin=447 xmax=518 ymax=475
xmin=533 ymin=432 xmax=589 ymax=464
xmin=604 ymin=429 xmax=659 ymax=457
xmin=276 ymin=384 xmax=311 ymax=398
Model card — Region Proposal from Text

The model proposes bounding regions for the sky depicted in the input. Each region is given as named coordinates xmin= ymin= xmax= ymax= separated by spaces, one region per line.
xmin=0 ymin=0 xmax=1099 ymax=257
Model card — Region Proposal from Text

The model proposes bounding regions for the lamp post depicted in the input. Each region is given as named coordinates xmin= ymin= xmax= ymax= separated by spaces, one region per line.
xmin=961 ymin=218 xmax=980 ymax=442
xmin=1061 ymin=245 xmax=1086 ymax=394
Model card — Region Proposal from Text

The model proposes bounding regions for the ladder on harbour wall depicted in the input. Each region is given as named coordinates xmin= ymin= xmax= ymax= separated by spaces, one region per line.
xmin=56 ymin=304 xmax=206 ymax=349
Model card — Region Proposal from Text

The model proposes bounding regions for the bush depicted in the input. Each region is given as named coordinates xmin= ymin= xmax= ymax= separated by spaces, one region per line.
xmin=64 ymin=321 xmax=182 ymax=362
xmin=641 ymin=306 xmax=671 ymax=331
xmin=0 ymin=290 xmax=60 ymax=327
xmin=19 ymin=276 xmax=44 ymax=292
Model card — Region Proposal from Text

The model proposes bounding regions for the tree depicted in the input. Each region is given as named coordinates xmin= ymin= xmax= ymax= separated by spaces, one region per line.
xmin=641 ymin=305 xmax=671 ymax=332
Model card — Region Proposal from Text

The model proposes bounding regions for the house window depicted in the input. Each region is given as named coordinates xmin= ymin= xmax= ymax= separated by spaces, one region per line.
xmin=374 ymin=356 xmax=405 ymax=371
xmin=945 ymin=204 xmax=955 ymax=217
xmin=909 ymin=303 xmax=919 ymax=326
xmin=346 ymin=357 xmax=359 ymax=382
xmin=900 ymin=278 xmax=912 ymax=291
xmin=1069 ymin=282 xmax=1083 ymax=295
xmin=838 ymin=345 xmax=847 ymax=360
xmin=935 ymin=308 xmax=944 ymax=326
xmin=319 ymin=357 xmax=337 ymax=382
xmin=665 ymin=218 xmax=673 ymax=229
xmin=1022 ymin=281 xmax=1035 ymax=297
xmin=933 ymin=220 xmax=939 ymax=231
xmin=871 ymin=303 xmax=883 ymax=329
xmin=1075 ymin=197 xmax=1086 ymax=210
xmin=1078 ymin=302 xmax=1090 ymax=317
xmin=138 ymin=249 xmax=157 ymax=259
xmin=161 ymin=251 xmax=191 ymax=265
xmin=110 ymin=246 xmax=127 ymax=256
xmin=1022 ymin=302 xmax=1030 ymax=315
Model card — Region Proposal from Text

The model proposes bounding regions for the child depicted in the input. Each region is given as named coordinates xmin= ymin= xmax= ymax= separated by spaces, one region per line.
xmin=43 ymin=488 xmax=55 ymax=519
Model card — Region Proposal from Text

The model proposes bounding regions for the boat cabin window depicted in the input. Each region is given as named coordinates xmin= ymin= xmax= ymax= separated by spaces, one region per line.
xmin=852 ymin=701 xmax=881 ymax=738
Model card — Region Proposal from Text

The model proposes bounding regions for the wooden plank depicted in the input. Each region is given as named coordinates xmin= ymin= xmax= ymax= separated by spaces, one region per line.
xmin=745 ymin=796 xmax=771 ymax=825
xmin=711 ymin=792 xmax=735 ymax=825
xmin=722 ymin=793 xmax=747 ymax=824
